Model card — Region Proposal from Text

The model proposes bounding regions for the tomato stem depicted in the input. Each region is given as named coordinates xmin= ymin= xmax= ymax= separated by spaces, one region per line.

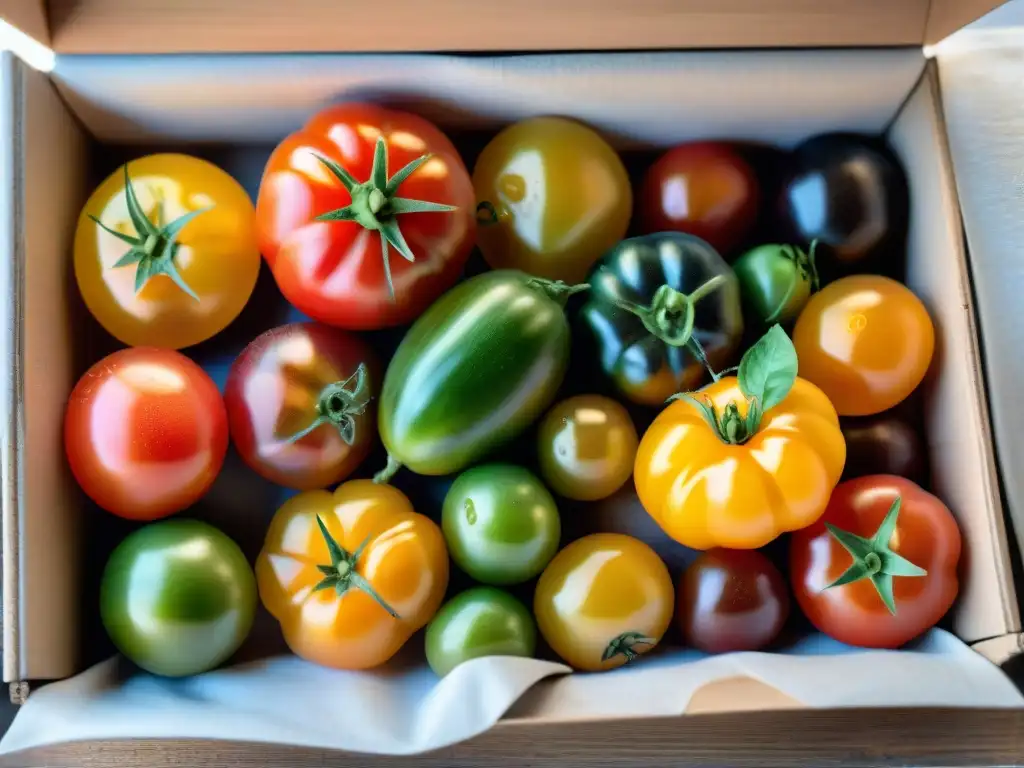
xmin=373 ymin=454 xmax=403 ymax=485
xmin=823 ymin=496 xmax=928 ymax=615
xmin=284 ymin=363 xmax=370 ymax=446
xmin=312 ymin=515 xmax=400 ymax=619
xmin=90 ymin=164 xmax=212 ymax=302
xmin=525 ymin=277 xmax=590 ymax=308
xmin=312 ymin=136 xmax=458 ymax=302
xmin=601 ymin=631 xmax=656 ymax=664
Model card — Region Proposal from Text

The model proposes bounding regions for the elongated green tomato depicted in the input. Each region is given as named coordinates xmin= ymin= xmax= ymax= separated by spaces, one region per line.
xmin=376 ymin=270 xmax=583 ymax=479
xmin=425 ymin=587 xmax=537 ymax=677
xmin=732 ymin=242 xmax=819 ymax=327
xmin=442 ymin=464 xmax=561 ymax=585
xmin=100 ymin=520 xmax=256 ymax=677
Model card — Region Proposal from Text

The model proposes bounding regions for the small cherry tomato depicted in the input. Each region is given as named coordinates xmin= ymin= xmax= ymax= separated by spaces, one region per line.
xmin=224 ymin=322 xmax=378 ymax=490
xmin=678 ymin=549 xmax=789 ymax=653
xmin=790 ymin=475 xmax=961 ymax=649
xmin=442 ymin=464 xmax=561 ymax=586
xmin=425 ymin=587 xmax=537 ymax=677
xmin=639 ymin=142 xmax=759 ymax=255
xmin=793 ymin=275 xmax=935 ymax=417
xmin=473 ymin=117 xmax=631 ymax=283
xmin=74 ymin=154 xmax=260 ymax=349
xmin=841 ymin=414 xmax=926 ymax=484
xmin=64 ymin=348 xmax=228 ymax=520
xmin=537 ymin=395 xmax=639 ymax=501
xmin=732 ymin=242 xmax=819 ymax=327
xmin=256 ymin=481 xmax=449 ymax=670
xmin=534 ymin=533 xmax=674 ymax=672
xmin=256 ymin=103 xmax=475 ymax=329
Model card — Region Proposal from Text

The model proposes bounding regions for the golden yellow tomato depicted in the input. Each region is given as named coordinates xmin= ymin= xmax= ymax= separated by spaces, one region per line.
xmin=534 ymin=533 xmax=674 ymax=671
xmin=473 ymin=117 xmax=632 ymax=283
xmin=74 ymin=154 xmax=260 ymax=349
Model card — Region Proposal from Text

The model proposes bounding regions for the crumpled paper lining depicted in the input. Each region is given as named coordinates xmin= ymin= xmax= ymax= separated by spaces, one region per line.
xmin=1 ymin=630 xmax=1020 ymax=756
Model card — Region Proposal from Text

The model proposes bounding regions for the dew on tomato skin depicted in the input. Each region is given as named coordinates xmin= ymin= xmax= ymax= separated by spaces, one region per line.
xmin=464 ymin=499 xmax=477 ymax=525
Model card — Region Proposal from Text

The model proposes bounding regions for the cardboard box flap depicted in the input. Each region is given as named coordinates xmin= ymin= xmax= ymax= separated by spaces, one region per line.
xmin=0 ymin=0 xmax=1011 ymax=54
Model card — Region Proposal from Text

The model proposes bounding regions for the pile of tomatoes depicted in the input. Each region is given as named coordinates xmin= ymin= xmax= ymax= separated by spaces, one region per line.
xmin=66 ymin=104 xmax=962 ymax=680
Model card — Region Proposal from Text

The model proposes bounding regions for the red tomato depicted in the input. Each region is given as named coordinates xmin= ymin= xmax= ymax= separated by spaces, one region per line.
xmin=790 ymin=475 xmax=961 ymax=649
xmin=224 ymin=323 xmax=377 ymax=490
xmin=64 ymin=348 xmax=227 ymax=520
xmin=256 ymin=103 xmax=475 ymax=329
xmin=638 ymin=142 xmax=758 ymax=255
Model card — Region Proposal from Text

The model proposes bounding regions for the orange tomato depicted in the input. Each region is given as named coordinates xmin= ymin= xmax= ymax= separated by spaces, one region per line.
xmin=634 ymin=376 xmax=846 ymax=550
xmin=256 ymin=481 xmax=448 ymax=670
xmin=534 ymin=533 xmax=674 ymax=671
xmin=792 ymin=275 xmax=935 ymax=417
xmin=74 ymin=154 xmax=260 ymax=349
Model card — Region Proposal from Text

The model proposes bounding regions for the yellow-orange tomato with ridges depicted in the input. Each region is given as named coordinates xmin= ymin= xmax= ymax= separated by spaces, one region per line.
xmin=634 ymin=376 xmax=846 ymax=550
xmin=256 ymin=481 xmax=448 ymax=670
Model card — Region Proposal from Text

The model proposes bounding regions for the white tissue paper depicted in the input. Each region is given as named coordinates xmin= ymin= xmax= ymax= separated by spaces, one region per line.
xmin=1 ymin=629 xmax=1020 ymax=757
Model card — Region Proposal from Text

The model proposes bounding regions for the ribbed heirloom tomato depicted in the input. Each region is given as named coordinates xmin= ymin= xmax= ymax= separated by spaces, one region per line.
xmin=256 ymin=103 xmax=475 ymax=329
xmin=75 ymin=154 xmax=261 ymax=349
xmin=64 ymin=348 xmax=228 ymax=520
xmin=256 ymin=481 xmax=448 ymax=670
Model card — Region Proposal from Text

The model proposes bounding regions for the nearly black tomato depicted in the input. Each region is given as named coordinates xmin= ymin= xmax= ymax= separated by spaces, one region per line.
xmin=779 ymin=134 xmax=908 ymax=272
xmin=841 ymin=414 xmax=927 ymax=484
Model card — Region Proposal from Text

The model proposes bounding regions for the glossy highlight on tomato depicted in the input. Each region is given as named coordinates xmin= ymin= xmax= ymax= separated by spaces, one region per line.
xmin=75 ymin=154 xmax=260 ymax=349
xmin=793 ymin=275 xmax=935 ymax=417
xmin=225 ymin=322 xmax=378 ymax=490
xmin=64 ymin=347 xmax=228 ymax=520
xmin=638 ymin=142 xmax=758 ymax=255
xmin=100 ymin=519 xmax=256 ymax=677
xmin=473 ymin=116 xmax=631 ymax=283
xmin=256 ymin=103 xmax=475 ymax=329
xmin=534 ymin=533 xmax=674 ymax=671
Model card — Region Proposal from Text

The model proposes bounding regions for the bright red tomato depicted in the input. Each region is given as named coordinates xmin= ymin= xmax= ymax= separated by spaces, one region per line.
xmin=638 ymin=142 xmax=758 ymax=255
xmin=64 ymin=348 xmax=228 ymax=520
xmin=790 ymin=475 xmax=961 ymax=649
xmin=224 ymin=322 xmax=378 ymax=490
xmin=256 ymin=103 xmax=475 ymax=329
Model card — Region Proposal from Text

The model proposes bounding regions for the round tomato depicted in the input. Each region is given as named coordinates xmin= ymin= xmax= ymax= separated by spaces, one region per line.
xmin=841 ymin=415 xmax=926 ymax=484
xmin=638 ymin=142 xmax=758 ymax=255
xmin=677 ymin=549 xmax=789 ymax=653
xmin=74 ymin=154 xmax=260 ymax=349
xmin=442 ymin=464 xmax=561 ymax=586
xmin=537 ymin=395 xmax=638 ymax=501
xmin=790 ymin=475 xmax=961 ymax=649
xmin=256 ymin=103 xmax=475 ymax=329
xmin=64 ymin=348 xmax=228 ymax=520
xmin=793 ymin=275 xmax=935 ymax=417
xmin=256 ymin=481 xmax=448 ymax=670
xmin=224 ymin=322 xmax=377 ymax=490
xmin=473 ymin=117 xmax=631 ymax=283
xmin=534 ymin=533 xmax=674 ymax=672
xmin=732 ymin=242 xmax=819 ymax=327
xmin=425 ymin=587 xmax=537 ymax=677
xmin=100 ymin=519 xmax=256 ymax=677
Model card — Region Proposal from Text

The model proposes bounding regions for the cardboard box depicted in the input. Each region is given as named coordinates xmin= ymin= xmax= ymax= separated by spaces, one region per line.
xmin=1 ymin=0 xmax=1023 ymax=763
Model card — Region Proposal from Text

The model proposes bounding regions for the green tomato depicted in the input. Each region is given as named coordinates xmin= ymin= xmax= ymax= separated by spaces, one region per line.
xmin=425 ymin=587 xmax=537 ymax=677
xmin=732 ymin=242 xmax=819 ymax=327
xmin=100 ymin=519 xmax=257 ymax=677
xmin=442 ymin=464 xmax=561 ymax=585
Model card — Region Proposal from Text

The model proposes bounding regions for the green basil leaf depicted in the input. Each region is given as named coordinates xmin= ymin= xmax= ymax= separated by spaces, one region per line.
xmin=737 ymin=324 xmax=798 ymax=411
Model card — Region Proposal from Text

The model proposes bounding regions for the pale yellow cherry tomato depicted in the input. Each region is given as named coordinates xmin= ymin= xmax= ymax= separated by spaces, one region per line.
xmin=537 ymin=394 xmax=639 ymax=501
xmin=74 ymin=153 xmax=260 ymax=349
xmin=472 ymin=117 xmax=632 ymax=283
xmin=534 ymin=533 xmax=674 ymax=671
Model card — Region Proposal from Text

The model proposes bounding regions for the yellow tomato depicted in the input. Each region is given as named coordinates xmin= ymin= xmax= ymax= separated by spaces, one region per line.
xmin=534 ymin=533 xmax=674 ymax=671
xmin=256 ymin=481 xmax=449 ymax=671
xmin=634 ymin=376 xmax=846 ymax=550
xmin=473 ymin=117 xmax=632 ymax=283
xmin=74 ymin=154 xmax=260 ymax=349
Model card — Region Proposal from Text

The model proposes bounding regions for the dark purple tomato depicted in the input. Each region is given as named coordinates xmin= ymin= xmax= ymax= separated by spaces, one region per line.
xmin=779 ymin=134 xmax=908 ymax=270
xmin=840 ymin=415 xmax=926 ymax=484
xmin=678 ymin=549 xmax=789 ymax=653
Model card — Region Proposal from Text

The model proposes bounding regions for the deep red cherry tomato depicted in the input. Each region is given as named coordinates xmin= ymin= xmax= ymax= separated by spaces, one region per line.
xmin=256 ymin=103 xmax=475 ymax=329
xmin=224 ymin=322 xmax=378 ymax=490
xmin=678 ymin=549 xmax=789 ymax=653
xmin=790 ymin=475 xmax=961 ymax=649
xmin=64 ymin=348 xmax=228 ymax=520
xmin=638 ymin=142 xmax=758 ymax=255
